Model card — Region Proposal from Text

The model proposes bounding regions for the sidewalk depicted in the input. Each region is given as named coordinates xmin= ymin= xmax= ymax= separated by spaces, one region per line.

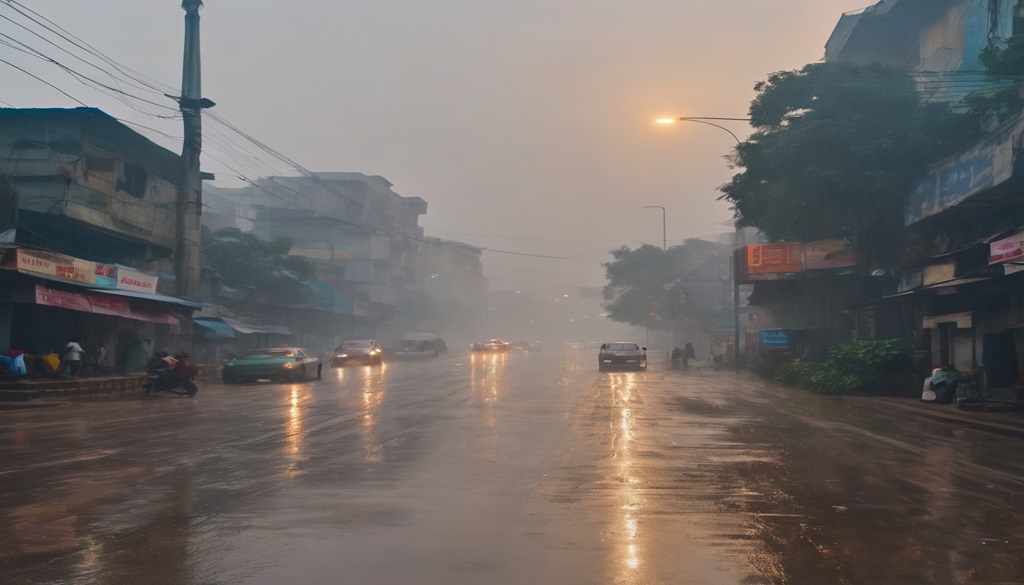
xmin=853 ymin=394 xmax=1024 ymax=439
xmin=0 ymin=364 xmax=221 ymax=404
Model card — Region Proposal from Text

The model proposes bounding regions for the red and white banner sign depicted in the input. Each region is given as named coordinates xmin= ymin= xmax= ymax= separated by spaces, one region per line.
xmin=116 ymin=267 xmax=159 ymax=294
xmin=35 ymin=285 xmax=177 ymax=326
xmin=989 ymin=232 xmax=1024 ymax=265
xmin=85 ymin=293 xmax=131 ymax=317
xmin=35 ymin=285 xmax=93 ymax=313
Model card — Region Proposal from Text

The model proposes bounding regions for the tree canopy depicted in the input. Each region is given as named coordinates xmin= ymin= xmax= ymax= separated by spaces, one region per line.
xmin=719 ymin=62 xmax=978 ymax=268
xmin=602 ymin=239 xmax=731 ymax=330
xmin=202 ymin=227 xmax=315 ymax=302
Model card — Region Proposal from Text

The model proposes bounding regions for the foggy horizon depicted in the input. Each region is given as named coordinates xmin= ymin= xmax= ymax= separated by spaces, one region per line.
xmin=1 ymin=0 xmax=870 ymax=295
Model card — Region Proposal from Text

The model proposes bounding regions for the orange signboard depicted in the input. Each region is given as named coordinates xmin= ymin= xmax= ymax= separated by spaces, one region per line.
xmin=746 ymin=243 xmax=804 ymax=275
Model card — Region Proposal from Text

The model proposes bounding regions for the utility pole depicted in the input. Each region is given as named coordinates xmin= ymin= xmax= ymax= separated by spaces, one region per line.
xmin=176 ymin=0 xmax=213 ymax=298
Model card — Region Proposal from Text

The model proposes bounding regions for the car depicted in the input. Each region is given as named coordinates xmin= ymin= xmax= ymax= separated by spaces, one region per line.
xmin=471 ymin=339 xmax=509 ymax=352
xmin=222 ymin=347 xmax=323 ymax=383
xmin=598 ymin=342 xmax=647 ymax=371
xmin=392 ymin=333 xmax=445 ymax=359
xmin=508 ymin=341 xmax=533 ymax=352
xmin=331 ymin=339 xmax=384 ymax=366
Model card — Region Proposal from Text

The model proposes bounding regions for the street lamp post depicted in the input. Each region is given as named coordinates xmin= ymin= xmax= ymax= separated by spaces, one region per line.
xmin=657 ymin=115 xmax=751 ymax=370
xmin=643 ymin=205 xmax=667 ymax=251
xmin=644 ymin=205 xmax=669 ymax=352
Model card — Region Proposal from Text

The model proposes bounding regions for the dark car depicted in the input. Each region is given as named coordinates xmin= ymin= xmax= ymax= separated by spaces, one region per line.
xmin=222 ymin=348 xmax=323 ymax=383
xmin=598 ymin=342 xmax=647 ymax=371
xmin=471 ymin=339 xmax=509 ymax=352
xmin=331 ymin=340 xmax=384 ymax=366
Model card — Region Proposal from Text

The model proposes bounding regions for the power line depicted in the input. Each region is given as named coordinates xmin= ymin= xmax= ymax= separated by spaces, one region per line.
xmin=0 ymin=55 xmax=86 ymax=106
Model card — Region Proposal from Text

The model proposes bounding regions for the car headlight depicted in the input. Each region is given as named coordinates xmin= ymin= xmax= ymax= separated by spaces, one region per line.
xmin=336 ymin=353 xmax=348 ymax=358
xmin=282 ymin=362 xmax=297 ymax=369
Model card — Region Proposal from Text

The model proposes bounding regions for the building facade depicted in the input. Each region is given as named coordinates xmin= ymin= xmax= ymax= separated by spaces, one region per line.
xmin=0 ymin=108 xmax=200 ymax=369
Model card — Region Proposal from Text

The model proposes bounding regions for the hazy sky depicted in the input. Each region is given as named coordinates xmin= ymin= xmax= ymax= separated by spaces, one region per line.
xmin=1 ymin=0 xmax=869 ymax=293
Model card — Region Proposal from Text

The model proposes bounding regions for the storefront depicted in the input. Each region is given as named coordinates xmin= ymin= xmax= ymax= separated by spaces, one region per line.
xmin=0 ymin=247 xmax=199 ymax=372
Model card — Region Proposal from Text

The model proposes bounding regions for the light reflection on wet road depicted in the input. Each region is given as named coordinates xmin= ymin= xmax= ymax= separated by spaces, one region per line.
xmin=2 ymin=349 xmax=1024 ymax=584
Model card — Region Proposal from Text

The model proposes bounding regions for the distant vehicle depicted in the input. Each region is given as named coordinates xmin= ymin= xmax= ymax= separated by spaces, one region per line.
xmin=472 ymin=339 xmax=509 ymax=352
xmin=331 ymin=340 xmax=384 ymax=366
xmin=598 ymin=342 xmax=647 ymax=371
xmin=222 ymin=347 xmax=323 ymax=383
xmin=392 ymin=333 xmax=444 ymax=359
xmin=508 ymin=341 xmax=534 ymax=352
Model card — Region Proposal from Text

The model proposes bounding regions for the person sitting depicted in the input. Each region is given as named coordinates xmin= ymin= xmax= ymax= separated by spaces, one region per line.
xmin=929 ymin=365 xmax=960 ymax=404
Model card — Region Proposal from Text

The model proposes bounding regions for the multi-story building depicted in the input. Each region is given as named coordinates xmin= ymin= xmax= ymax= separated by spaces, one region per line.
xmin=0 ymin=107 xmax=200 ymax=366
xmin=203 ymin=172 xmax=486 ymax=350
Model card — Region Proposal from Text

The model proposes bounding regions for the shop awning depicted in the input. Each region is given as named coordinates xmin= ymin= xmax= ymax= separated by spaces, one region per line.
xmin=88 ymin=288 xmax=202 ymax=309
xmin=34 ymin=285 xmax=180 ymax=326
xmin=220 ymin=317 xmax=291 ymax=335
xmin=195 ymin=318 xmax=239 ymax=339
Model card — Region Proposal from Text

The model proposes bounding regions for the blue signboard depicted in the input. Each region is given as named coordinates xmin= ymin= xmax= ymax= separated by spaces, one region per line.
xmin=759 ymin=329 xmax=791 ymax=350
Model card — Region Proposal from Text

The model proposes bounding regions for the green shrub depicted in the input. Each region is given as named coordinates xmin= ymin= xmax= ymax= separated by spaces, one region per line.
xmin=777 ymin=339 xmax=914 ymax=395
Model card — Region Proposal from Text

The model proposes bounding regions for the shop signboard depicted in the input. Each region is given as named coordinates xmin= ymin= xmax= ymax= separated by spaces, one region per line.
xmin=35 ymin=285 xmax=92 ymax=313
xmin=93 ymin=264 xmax=118 ymax=289
xmin=17 ymin=249 xmax=111 ymax=286
xmin=746 ymin=243 xmax=804 ymax=276
xmin=17 ymin=249 xmax=60 ymax=276
xmin=116 ymin=266 xmax=159 ymax=294
xmin=85 ymin=292 xmax=130 ymax=316
xmin=759 ymin=329 xmax=792 ymax=355
xmin=989 ymin=231 xmax=1024 ymax=265
xmin=18 ymin=249 xmax=93 ymax=284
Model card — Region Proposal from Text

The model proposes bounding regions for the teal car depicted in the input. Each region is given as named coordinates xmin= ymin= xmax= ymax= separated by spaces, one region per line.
xmin=222 ymin=348 xmax=322 ymax=384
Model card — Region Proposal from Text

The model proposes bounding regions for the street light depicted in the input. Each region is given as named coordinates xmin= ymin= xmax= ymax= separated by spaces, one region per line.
xmin=656 ymin=116 xmax=750 ymax=145
xmin=644 ymin=205 xmax=670 ymax=353
xmin=657 ymin=115 xmax=751 ymax=370
xmin=643 ymin=205 xmax=666 ymax=251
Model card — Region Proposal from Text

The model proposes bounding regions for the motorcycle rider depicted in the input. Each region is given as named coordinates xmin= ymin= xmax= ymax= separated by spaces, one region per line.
xmin=146 ymin=351 xmax=177 ymax=386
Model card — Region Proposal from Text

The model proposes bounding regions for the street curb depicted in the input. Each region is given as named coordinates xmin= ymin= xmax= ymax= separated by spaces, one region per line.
xmin=0 ymin=364 xmax=221 ymax=402
xmin=870 ymin=397 xmax=1024 ymax=440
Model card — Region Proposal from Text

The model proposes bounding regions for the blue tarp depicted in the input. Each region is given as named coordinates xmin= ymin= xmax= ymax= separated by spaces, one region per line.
xmin=302 ymin=279 xmax=353 ymax=315
xmin=195 ymin=318 xmax=238 ymax=339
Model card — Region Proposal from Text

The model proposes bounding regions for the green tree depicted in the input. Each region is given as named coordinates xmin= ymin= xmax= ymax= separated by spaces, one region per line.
xmin=720 ymin=62 xmax=978 ymax=269
xmin=202 ymin=227 xmax=315 ymax=302
xmin=964 ymin=36 xmax=1024 ymax=126
xmin=602 ymin=239 xmax=731 ymax=330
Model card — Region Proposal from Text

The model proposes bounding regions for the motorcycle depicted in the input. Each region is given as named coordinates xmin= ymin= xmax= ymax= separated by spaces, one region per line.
xmin=143 ymin=351 xmax=199 ymax=398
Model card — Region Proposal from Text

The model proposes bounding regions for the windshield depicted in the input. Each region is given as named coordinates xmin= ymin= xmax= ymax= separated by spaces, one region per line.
xmin=340 ymin=341 xmax=372 ymax=349
xmin=606 ymin=343 xmax=640 ymax=351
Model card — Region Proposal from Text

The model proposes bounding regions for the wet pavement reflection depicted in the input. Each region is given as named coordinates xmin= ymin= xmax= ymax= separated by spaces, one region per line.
xmin=2 ymin=350 xmax=1023 ymax=584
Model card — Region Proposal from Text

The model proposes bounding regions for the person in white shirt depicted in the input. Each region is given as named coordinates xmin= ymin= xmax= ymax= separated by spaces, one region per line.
xmin=58 ymin=337 xmax=84 ymax=378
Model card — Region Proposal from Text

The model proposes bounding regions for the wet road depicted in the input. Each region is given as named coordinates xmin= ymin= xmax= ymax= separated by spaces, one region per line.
xmin=2 ymin=349 xmax=1023 ymax=585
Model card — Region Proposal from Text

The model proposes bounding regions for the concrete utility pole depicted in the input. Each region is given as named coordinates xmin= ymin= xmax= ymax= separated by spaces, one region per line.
xmin=176 ymin=0 xmax=212 ymax=298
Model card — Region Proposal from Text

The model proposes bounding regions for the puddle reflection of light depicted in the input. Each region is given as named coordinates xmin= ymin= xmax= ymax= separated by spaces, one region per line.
xmin=284 ymin=385 xmax=304 ymax=476
xmin=332 ymin=366 xmax=346 ymax=383
xmin=470 ymin=352 xmax=508 ymax=427
xmin=609 ymin=371 xmax=644 ymax=576
xmin=362 ymin=363 xmax=389 ymax=462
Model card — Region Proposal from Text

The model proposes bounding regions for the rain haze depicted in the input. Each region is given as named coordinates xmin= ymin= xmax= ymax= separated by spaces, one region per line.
xmin=8 ymin=3 xmax=1024 ymax=585
xmin=1 ymin=0 xmax=867 ymax=296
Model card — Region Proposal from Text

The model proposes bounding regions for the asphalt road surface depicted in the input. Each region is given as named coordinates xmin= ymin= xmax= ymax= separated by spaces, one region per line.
xmin=2 ymin=348 xmax=1023 ymax=585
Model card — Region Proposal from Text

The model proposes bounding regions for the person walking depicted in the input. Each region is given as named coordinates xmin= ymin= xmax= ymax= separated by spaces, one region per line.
xmin=682 ymin=342 xmax=696 ymax=370
xmin=58 ymin=337 xmax=84 ymax=378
